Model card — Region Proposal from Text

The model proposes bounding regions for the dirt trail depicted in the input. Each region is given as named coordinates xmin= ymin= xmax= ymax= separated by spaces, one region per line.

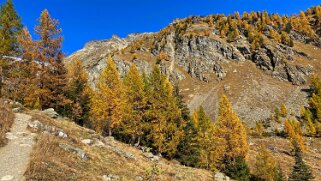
xmin=0 ymin=113 xmax=35 ymax=181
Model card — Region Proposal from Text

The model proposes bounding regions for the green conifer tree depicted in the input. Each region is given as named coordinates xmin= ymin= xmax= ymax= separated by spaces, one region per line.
xmin=0 ymin=0 xmax=22 ymax=97
xmin=0 ymin=0 xmax=22 ymax=56
xmin=289 ymin=141 xmax=314 ymax=181
xmin=66 ymin=59 xmax=92 ymax=126
xmin=223 ymin=157 xmax=250 ymax=181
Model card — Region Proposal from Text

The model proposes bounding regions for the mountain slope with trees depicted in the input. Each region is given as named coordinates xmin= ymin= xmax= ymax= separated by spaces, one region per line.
xmin=1 ymin=0 xmax=321 ymax=180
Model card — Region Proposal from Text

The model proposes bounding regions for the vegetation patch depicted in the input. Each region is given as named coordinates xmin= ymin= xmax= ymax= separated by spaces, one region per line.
xmin=0 ymin=100 xmax=15 ymax=146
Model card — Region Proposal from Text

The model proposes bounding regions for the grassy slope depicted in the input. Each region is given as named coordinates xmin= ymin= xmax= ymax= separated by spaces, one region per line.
xmin=24 ymin=111 xmax=214 ymax=181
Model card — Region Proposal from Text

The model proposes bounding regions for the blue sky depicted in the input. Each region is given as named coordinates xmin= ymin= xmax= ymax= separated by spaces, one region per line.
xmin=4 ymin=0 xmax=321 ymax=55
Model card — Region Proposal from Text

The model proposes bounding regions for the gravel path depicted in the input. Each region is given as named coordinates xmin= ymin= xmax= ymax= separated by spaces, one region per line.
xmin=0 ymin=113 xmax=35 ymax=181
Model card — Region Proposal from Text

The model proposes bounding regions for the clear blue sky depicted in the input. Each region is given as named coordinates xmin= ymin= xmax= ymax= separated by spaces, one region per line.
xmin=4 ymin=0 xmax=321 ymax=55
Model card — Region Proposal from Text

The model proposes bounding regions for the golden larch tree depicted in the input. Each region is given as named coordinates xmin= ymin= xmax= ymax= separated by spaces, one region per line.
xmin=90 ymin=57 xmax=126 ymax=136
xmin=214 ymin=95 xmax=249 ymax=166
xmin=122 ymin=64 xmax=147 ymax=145
xmin=145 ymin=66 xmax=184 ymax=157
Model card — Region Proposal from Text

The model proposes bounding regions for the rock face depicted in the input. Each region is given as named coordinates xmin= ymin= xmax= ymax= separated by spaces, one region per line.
xmin=65 ymin=33 xmax=154 ymax=87
xmin=66 ymin=26 xmax=312 ymax=86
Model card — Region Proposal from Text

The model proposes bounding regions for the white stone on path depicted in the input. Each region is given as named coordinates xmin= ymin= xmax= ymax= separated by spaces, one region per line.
xmin=1 ymin=175 xmax=14 ymax=181
xmin=5 ymin=133 xmax=17 ymax=140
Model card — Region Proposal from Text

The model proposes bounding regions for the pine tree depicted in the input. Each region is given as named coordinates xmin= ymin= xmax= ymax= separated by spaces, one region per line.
xmin=90 ymin=57 xmax=125 ymax=136
xmin=254 ymin=145 xmax=277 ymax=181
xmin=215 ymin=95 xmax=249 ymax=169
xmin=175 ymin=114 xmax=198 ymax=166
xmin=174 ymin=84 xmax=198 ymax=166
xmin=121 ymin=64 xmax=146 ymax=145
xmin=0 ymin=0 xmax=22 ymax=97
xmin=145 ymin=66 xmax=184 ymax=157
xmin=275 ymin=163 xmax=287 ymax=181
xmin=289 ymin=141 xmax=314 ymax=181
xmin=0 ymin=0 xmax=22 ymax=56
xmin=224 ymin=156 xmax=250 ymax=181
xmin=66 ymin=59 xmax=92 ymax=126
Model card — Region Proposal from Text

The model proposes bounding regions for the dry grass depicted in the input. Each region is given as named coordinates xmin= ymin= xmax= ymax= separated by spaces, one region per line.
xmin=24 ymin=111 xmax=214 ymax=181
xmin=0 ymin=100 xmax=15 ymax=146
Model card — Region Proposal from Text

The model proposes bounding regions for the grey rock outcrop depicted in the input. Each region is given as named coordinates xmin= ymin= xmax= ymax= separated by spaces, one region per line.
xmin=28 ymin=120 xmax=68 ymax=138
xmin=59 ymin=143 xmax=89 ymax=160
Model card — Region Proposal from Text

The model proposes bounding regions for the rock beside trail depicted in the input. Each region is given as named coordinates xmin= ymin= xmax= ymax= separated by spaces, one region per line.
xmin=12 ymin=107 xmax=21 ymax=113
xmin=142 ymin=152 xmax=160 ymax=162
xmin=214 ymin=172 xmax=231 ymax=181
xmin=0 ymin=175 xmax=14 ymax=181
xmin=81 ymin=139 xmax=94 ymax=145
xmin=59 ymin=143 xmax=89 ymax=161
xmin=134 ymin=176 xmax=143 ymax=181
xmin=28 ymin=120 xmax=68 ymax=138
xmin=102 ymin=174 xmax=120 ymax=181
xmin=42 ymin=108 xmax=59 ymax=119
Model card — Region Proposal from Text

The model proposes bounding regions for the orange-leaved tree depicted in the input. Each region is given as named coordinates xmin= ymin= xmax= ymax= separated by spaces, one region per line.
xmin=90 ymin=56 xmax=125 ymax=136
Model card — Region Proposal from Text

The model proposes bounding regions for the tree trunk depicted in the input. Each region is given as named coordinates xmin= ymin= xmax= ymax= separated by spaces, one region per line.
xmin=131 ymin=135 xmax=136 ymax=146
xmin=108 ymin=127 xmax=112 ymax=136
xmin=135 ymin=136 xmax=141 ymax=147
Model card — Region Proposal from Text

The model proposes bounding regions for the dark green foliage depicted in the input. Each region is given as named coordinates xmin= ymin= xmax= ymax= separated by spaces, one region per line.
xmin=175 ymin=117 xmax=199 ymax=167
xmin=223 ymin=157 xmax=250 ymax=181
xmin=0 ymin=0 xmax=22 ymax=56
xmin=285 ymin=22 xmax=293 ymax=33
xmin=289 ymin=141 xmax=314 ymax=181
xmin=66 ymin=59 xmax=91 ymax=126
xmin=0 ymin=0 xmax=22 ymax=97
xmin=275 ymin=164 xmax=287 ymax=181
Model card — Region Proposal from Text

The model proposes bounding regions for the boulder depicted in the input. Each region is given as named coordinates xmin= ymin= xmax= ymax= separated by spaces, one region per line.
xmin=81 ymin=139 xmax=94 ymax=145
xmin=28 ymin=120 xmax=43 ymax=130
xmin=42 ymin=108 xmax=59 ymax=119
xmin=135 ymin=176 xmax=143 ymax=181
xmin=214 ymin=172 xmax=231 ymax=181
xmin=57 ymin=130 xmax=68 ymax=138
xmin=102 ymin=174 xmax=120 ymax=181
xmin=12 ymin=107 xmax=22 ymax=113
xmin=59 ymin=143 xmax=89 ymax=160
xmin=143 ymin=152 xmax=160 ymax=162
xmin=0 ymin=175 xmax=14 ymax=181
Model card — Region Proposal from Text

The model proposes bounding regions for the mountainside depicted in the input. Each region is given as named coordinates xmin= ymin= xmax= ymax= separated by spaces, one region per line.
xmin=66 ymin=8 xmax=321 ymax=125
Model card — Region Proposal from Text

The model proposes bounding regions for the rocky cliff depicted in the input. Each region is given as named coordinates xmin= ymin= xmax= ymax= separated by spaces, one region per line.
xmin=65 ymin=14 xmax=321 ymax=126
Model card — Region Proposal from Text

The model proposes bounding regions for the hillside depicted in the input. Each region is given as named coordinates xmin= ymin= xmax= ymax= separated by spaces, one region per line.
xmin=1 ymin=107 xmax=321 ymax=180
xmin=23 ymin=110 xmax=218 ymax=181
xmin=65 ymin=9 xmax=321 ymax=125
